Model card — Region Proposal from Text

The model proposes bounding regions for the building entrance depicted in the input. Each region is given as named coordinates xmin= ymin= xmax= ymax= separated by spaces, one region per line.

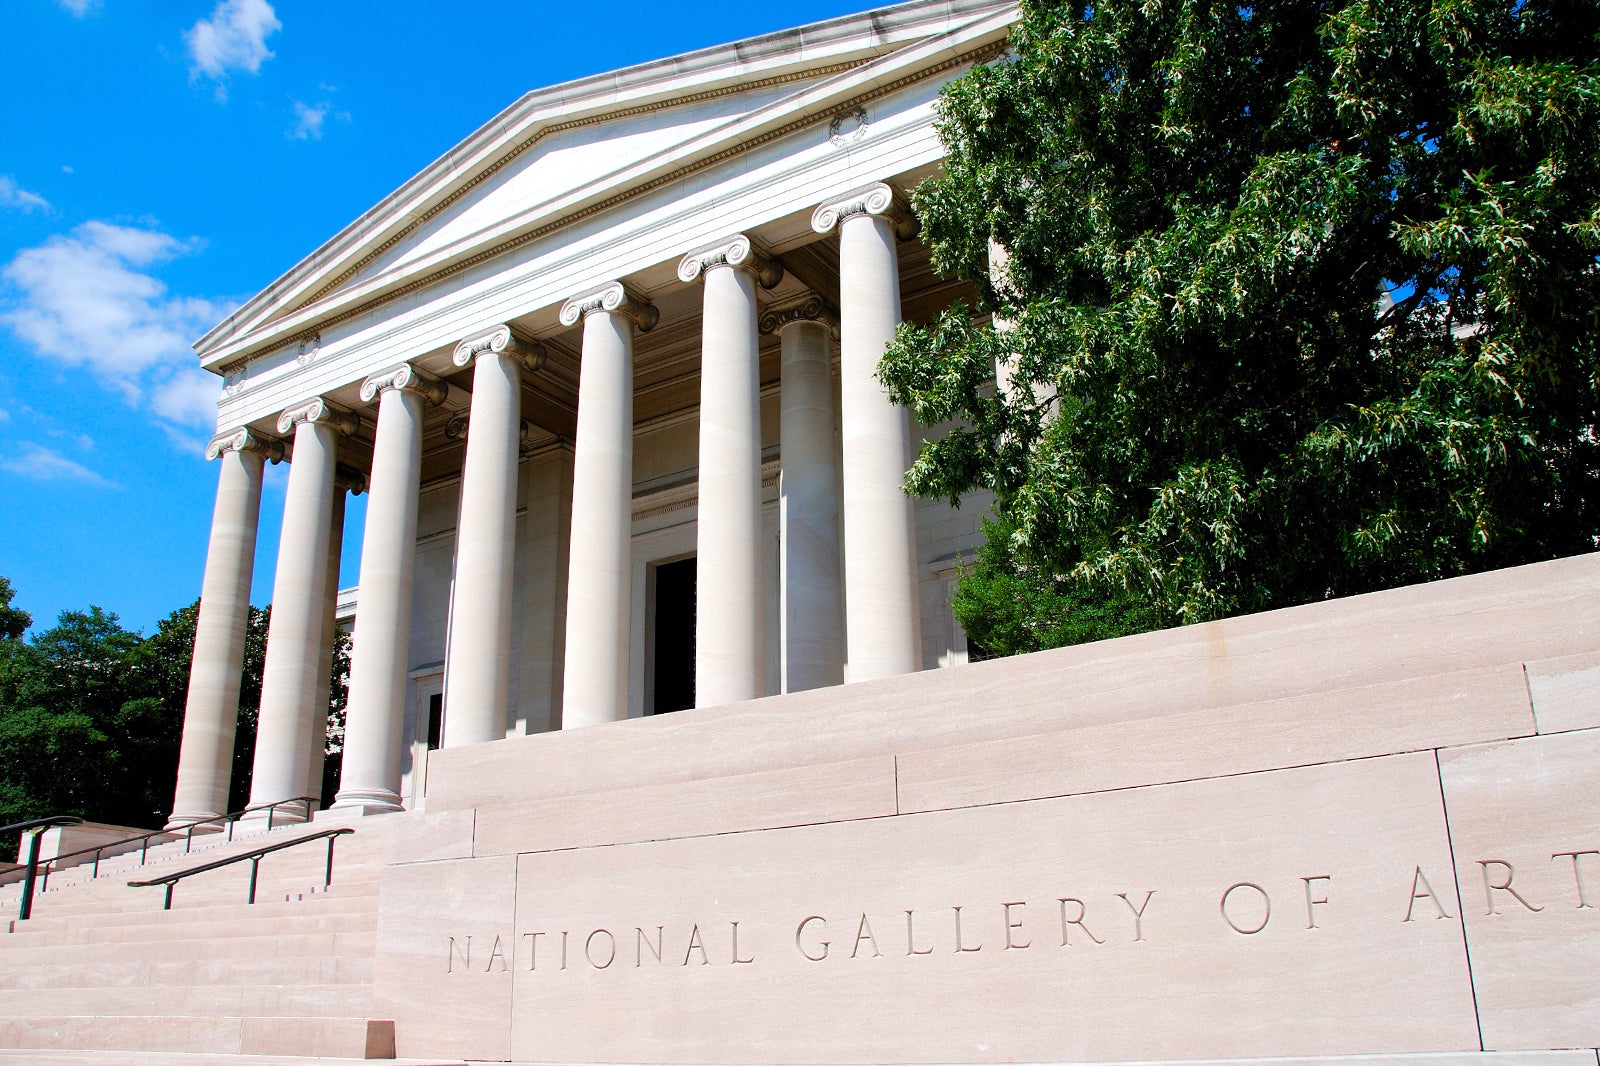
xmin=649 ymin=556 xmax=696 ymax=714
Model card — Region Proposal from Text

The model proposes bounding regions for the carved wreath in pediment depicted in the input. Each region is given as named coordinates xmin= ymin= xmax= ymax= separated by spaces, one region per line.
xmin=828 ymin=107 xmax=868 ymax=148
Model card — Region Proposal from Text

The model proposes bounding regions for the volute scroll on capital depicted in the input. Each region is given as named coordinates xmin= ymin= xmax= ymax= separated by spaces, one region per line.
xmin=205 ymin=427 xmax=285 ymax=464
xmin=359 ymin=363 xmax=448 ymax=406
xmin=451 ymin=324 xmax=547 ymax=372
xmin=275 ymin=397 xmax=360 ymax=438
xmin=810 ymin=181 xmax=918 ymax=240
xmin=758 ymin=291 xmax=841 ymax=340
xmin=677 ymin=234 xmax=783 ymax=289
xmin=558 ymin=281 xmax=659 ymax=332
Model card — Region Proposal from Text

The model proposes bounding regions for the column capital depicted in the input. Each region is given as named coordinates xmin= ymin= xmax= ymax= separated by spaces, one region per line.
xmin=206 ymin=427 xmax=284 ymax=463
xmin=335 ymin=463 xmax=368 ymax=496
xmin=276 ymin=397 xmax=359 ymax=438
xmin=759 ymin=291 xmax=841 ymax=340
xmin=559 ymin=281 xmax=659 ymax=332
xmin=452 ymin=323 xmax=546 ymax=372
xmin=677 ymin=234 xmax=783 ymax=288
xmin=360 ymin=363 xmax=447 ymax=406
xmin=810 ymin=182 xmax=918 ymax=240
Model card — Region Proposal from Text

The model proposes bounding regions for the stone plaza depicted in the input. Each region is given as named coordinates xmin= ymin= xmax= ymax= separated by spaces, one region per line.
xmin=0 ymin=0 xmax=1597 ymax=1062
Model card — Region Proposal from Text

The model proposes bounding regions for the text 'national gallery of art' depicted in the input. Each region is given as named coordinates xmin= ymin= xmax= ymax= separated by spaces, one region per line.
xmin=2 ymin=1 xmax=1597 ymax=1063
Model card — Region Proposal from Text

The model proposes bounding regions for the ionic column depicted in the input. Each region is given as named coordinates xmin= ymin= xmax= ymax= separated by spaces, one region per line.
xmin=812 ymin=183 xmax=923 ymax=681
xmin=166 ymin=428 xmax=282 ymax=829
xmin=442 ymin=326 xmax=545 ymax=748
xmin=760 ymin=293 xmax=844 ymax=693
xmin=335 ymin=365 xmax=445 ymax=812
xmin=246 ymin=398 xmax=357 ymax=823
xmin=559 ymin=282 xmax=657 ymax=728
xmin=678 ymin=236 xmax=782 ymax=707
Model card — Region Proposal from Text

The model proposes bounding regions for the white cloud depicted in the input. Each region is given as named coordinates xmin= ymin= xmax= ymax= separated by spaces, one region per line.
xmin=57 ymin=0 xmax=99 ymax=17
xmin=0 ymin=221 xmax=234 ymax=434
xmin=0 ymin=177 xmax=50 ymax=214
xmin=186 ymin=0 xmax=281 ymax=84
xmin=290 ymin=100 xmax=329 ymax=140
xmin=0 ymin=443 xmax=118 ymax=489
xmin=60 ymin=165 xmax=74 ymax=175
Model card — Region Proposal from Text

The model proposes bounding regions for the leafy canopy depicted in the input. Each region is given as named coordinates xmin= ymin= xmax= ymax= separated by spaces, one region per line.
xmin=882 ymin=0 xmax=1600 ymax=652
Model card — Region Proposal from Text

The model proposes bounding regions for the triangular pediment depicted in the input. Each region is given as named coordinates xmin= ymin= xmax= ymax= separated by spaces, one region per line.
xmin=195 ymin=0 xmax=1017 ymax=370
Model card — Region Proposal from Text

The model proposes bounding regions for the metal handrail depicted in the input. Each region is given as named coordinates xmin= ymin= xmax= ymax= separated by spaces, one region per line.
xmin=2 ymin=815 xmax=85 ymax=922
xmin=128 ymin=827 xmax=354 ymax=910
xmin=39 ymin=795 xmax=318 ymax=891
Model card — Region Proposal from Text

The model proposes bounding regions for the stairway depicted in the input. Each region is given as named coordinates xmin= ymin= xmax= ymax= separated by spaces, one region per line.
xmin=0 ymin=809 xmax=412 ymax=1062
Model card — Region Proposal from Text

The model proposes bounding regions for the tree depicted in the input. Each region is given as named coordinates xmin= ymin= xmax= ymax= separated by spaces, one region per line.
xmin=881 ymin=0 xmax=1600 ymax=653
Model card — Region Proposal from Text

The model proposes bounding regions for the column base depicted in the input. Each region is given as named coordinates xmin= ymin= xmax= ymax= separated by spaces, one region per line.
xmin=163 ymin=811 xmax=227 ymax=834
xmin=329 ymin=788 xmax=404 ymax=815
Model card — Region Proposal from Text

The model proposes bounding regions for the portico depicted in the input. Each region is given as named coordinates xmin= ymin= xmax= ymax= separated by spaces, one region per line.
xmin=168 ymin=0 xmax=1014 ymax=826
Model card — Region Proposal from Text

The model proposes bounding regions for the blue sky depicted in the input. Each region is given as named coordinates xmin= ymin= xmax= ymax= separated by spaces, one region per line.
xmin=1 ymin=0 xmax=873 ymax=637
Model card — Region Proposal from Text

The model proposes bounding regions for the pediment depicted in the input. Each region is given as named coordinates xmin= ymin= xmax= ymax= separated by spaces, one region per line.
xmin=194 ymin=0 xmax=1018 ymax=370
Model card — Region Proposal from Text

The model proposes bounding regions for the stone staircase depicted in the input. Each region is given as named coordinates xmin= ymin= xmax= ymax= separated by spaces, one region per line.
xmin=0 ymin=810 xmax=429 ymax=1063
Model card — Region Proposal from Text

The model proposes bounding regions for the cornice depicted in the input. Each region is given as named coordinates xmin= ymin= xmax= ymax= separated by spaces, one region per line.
xmin=206 ymin=427 xmax=284 ymax=463
xmin=758 ymin=291 xmax=841 ymax=339
xmin=276 ymin=397 xmax=359 ymax=437
xmin=677 ymin=233 xmax=783 ymax=288
xmin=359 ymin=363 xmax=448 ymax=406
xmin=559 ymin=281 xmax=660 ymax=332
xmin=451 ymin=324 xmax=546 ymax=371
xmin=811 ymin=181 xmax=918 ymax=239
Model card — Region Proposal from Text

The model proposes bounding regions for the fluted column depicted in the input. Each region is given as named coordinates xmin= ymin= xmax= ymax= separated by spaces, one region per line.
xmin=559 ymin=282 xmax=657 ymax=728
xmin=679 ymin=235 xmax=782 ymax=707
xmin=812 ymin=183 xmax=922 ymax=682
xmin=246 ymin=398 xmax=357 ymax=823
xmin=442 ymin=326 xmax=545 ymax=748
xmin=761 ymin=293 xmax=844 ymax=693
xmin=335 ymin=365 xmax=445 ymax=811
xmin=167 ymin=428 xmax=281 ymax=829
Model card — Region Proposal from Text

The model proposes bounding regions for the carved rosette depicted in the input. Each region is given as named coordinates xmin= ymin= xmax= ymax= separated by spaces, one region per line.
xmin=676 ymin=234 xmax=783 ymax=289
xmin=275 ymin=397 xmax=359 ymax=438
xmin=205 ymin=427 xmax=284 ymax=463
xmin=757 ymin=291 xmax=841 ymax=340
xmin=451 ymin=324 xmax=547 ymax=372
xmin=359 ymin=363 xmax=447 ymax=406
xmin=558 ymin=281 xmax=659 ymax=332
xmin=810 ymin=181 xmax=918 ymax=240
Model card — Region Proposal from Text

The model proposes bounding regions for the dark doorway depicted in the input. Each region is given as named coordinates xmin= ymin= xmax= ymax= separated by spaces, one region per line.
xmin=651 ymin=557 xmax=696 ymax=714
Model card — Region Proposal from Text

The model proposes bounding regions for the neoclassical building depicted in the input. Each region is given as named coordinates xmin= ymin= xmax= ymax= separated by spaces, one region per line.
xmin=167 ymin=0 xmax=1015 ymax=828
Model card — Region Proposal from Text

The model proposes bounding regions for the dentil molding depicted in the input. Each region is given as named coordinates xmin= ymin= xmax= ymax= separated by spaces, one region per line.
xmin=452 ymin=323 xmax=547 ymax=372
xmin=276 ymin=397 xmax=360 ymax=437
xmin=558 ymin=281 xmax=659 ymax=332
xmin=676 ymin=233 xmax=783 ymax=289
xmin=758 ymin=291 xmax=841 ymax=339
xmin=205 ymin=427 xmax=284 ymax=463
xmin=359 ymin=363 xmax=448 ymax=406
xmin=810 ymin=181 xmax=918 ymax=239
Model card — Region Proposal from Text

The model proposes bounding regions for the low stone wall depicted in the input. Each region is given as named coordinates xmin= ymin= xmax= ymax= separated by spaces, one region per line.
xmin=372 ymin=552 xmax=1600 ymax=1063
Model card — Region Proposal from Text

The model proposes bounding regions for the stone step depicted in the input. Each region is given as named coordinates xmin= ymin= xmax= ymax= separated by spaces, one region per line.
xmin=0 ymin=1054 xmax=464 ymax=1066
xmin=12 ymin=889 xmax=376 ymax=930
xmin=2 ymin=909 xmax=377 ymax=946
xmin=0 ymin=951 xmax=373 ymax=990
xmin=0 ymin=982 xmax=373 ymax=1018
xmin=0 ymin=930 xmax=368 ymax=968
xmin=0 ymin=1015 xmax=395 ymax=1058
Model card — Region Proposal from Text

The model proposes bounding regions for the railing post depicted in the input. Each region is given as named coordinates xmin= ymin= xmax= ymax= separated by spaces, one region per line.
xmin=40 ymin=862 xmax=51 ymax=894
xmin=17 ymin=831 xmax=43 ymax=921
xmin=91 ymin=848 xmax=101 ymax=879
xmin=324 ymin=835 xmax=336 ymax=889
xmin=163 ymin=883 xmax=174 ymax=911
xmin=248 ymin=855 xmax=261 ymax=905
xmin=140 ymin=837 xmax=150 ymax=865
xmin=267 ymin=804 xmax=276 ymax=831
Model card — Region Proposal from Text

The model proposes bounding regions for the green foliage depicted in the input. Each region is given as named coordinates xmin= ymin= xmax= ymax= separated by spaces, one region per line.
xmin=883 ymin=0 xmax=1600 ymax=651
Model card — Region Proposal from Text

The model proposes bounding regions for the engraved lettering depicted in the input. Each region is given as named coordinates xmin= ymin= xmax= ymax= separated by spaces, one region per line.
xmin=1116 ymin=891 xmax=1154 ymax=942
xmin=953 ymin=905 xmax=982 ymax=952
xmin=796 ymin=915 xmax=830 ymax=961
xmin=484 ymin=934 xmax=508 ymax=973
xmin=850 ymin=913 xmax=882 ymax=958
xmin=586 ymin=928 xmax=616 ymax=969
xmin=1403 ymin=866 xmax=1454 ymax=921
xmin=1302 ymin=875 xmax=1332 ymax=929
xmin=1551 ymin=850 xmax=1600 ymax=909
xmin=1480 ymin=860 xmax=1544 ymax=914
xmin=682 ymin=923 xmax=711 ymax=966
xmin=1002 ymin=901 xmax=1030 ymax=949
xmin=1220 ymin=882 xmax=1271 ymax=935
xmin=731 ymin=920 xmax=755 ymax=964
xmin=447 ymin=935 xmax=471 ymax=974
xmin=1058 ymin=898 xmax=1104 ymax=946
xmin=905 ymin=910 xmax=933 ymax=956
xmin=635 ymin=926 xmax=664 ymax=967
xmin=521 ymin=931 xmax=543 ymax=971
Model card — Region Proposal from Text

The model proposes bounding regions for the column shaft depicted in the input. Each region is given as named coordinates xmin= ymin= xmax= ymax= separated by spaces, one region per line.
xmin=302 ymin=489 xmax=344 ymax=807
xmin=694 ymin=263 xmax=765 ymax=706
xmin=335 ymin=374 xmax=431 ymax=812
xmin=562 ymin=310 xmax=635 ymax=726
xmin=442 ymin=351 xmax=523 ymax=747
xmin=248 ymin=409 xmax=344 ymax=821
xmin=835 ymin=205 xmax=922 ymax=680
xmin=778 ymin=319 xmax=843 ymax=692
xmin=167 ymin=434 xmax=270 ymax=828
